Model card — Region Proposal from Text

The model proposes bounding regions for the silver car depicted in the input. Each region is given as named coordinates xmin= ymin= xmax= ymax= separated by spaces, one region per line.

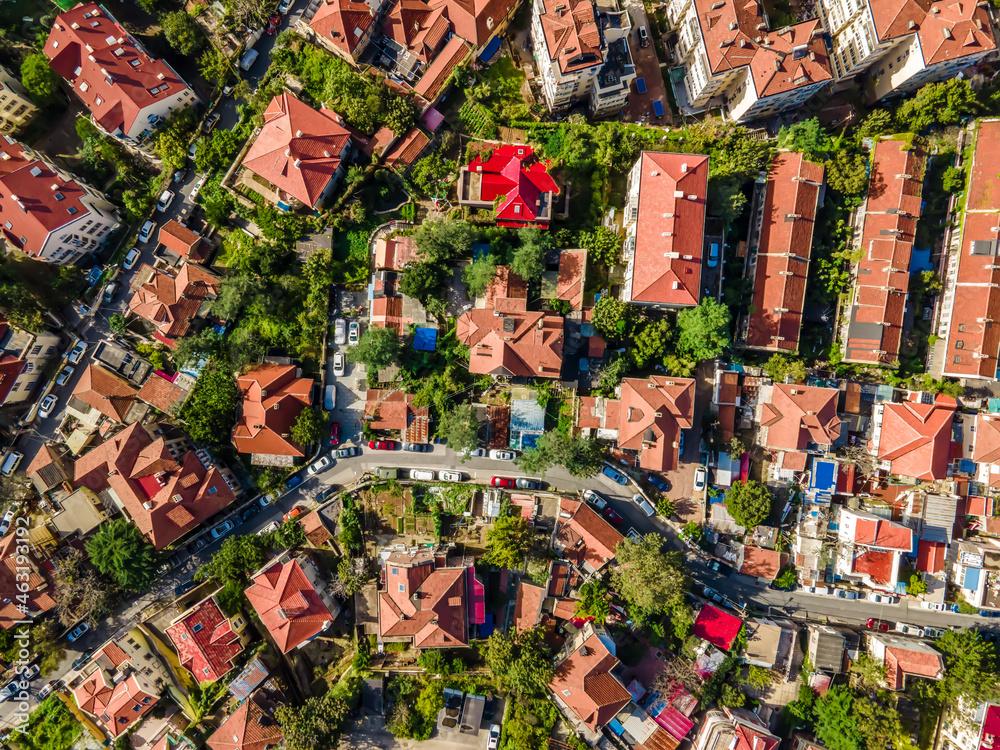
xmin=334 ymin=319 xmax=346 ymax=345
xmin=333 ymin=352 xmax=345 ymax=377
xmin=348 ymin=321 xmax=360 ymax=344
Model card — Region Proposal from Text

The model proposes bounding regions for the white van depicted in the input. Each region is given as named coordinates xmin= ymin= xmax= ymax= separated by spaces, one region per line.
xmin=1 ymin=451 xmax=23 ymax=477
xmin=410 ymin=469 xmax=436 ymax=481
xmin=324 ymin=385 xmax=336 ymax=410
xmin=240 ymin=48 xmax=259 ymax=71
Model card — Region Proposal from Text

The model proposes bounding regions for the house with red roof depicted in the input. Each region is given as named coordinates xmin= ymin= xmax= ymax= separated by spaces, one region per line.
xmin=373 ymin=234 xmax=418 ymax=271
xmin=556 ymin=249 xmax=587 ymax=311
xmin=127 ymin=263 xmax=221 ymax=347
xmin=165 ymin=596 xmax=246 ymax=684
xmin=867 ymin=633 xmax=944 ymax=691
xmin=240 ymin=92 xmax=352 ymax=211
xmin=427 ymin=0 xmax=520 ymax=48
xmin=245 ymin=555 xmax=335 ymax=653
xmin=383 ymin=128 xmax=430 ymax=169
xmin=232 ymin=363 xmax=314 ymax=467
xmin=378 ymin=548 xmax=480 ymax=648
xmin=741 ymin=153 xmax=824 ymax=353
xmin=364 ymin=388 xmax=430 ymax=443
xmin=693 ymin=707 xmax=780 ymax=750
xmin=553 ymin=497 xmax=624 ymax=574
xmin=457 ymin=266 xmax=564 ymax=379
xmin=737 ymin=546 xmax=784 ymax=581
xmin=513 ymin=580 xmax=546 ymax=633
xmin=693 ymin=605 xmax=743 ymax=651
xmin=550 ymin=623 xmax=631 ymax=740
xmin=868 ymin=393 xmax=956 ymax=480
xmin=950 ymin=537 xmax=1000 ymax=611
xmin=66 ymin=364 xmax=144 ymax=428
xmin=44 ymin=3 xmax=197 ymax=147
xmin=411 ymin=35 xmax=472 ymax=104
xmin=73 ymin=422 xmax=236 ymax=549
xmin=307 ymin=0 xmax=387 ymax=64
xmin=577 ymin=375 xmax=695 ymax=472
xmin=756 ymin=383 xmax=842 ymax=453
xmin=380 ymin=0 xmax=451 ymax=80
xmin=622 ymin=152 xmax=708 ymax=308
xmin=936 ymin=120 xmax=1000 ymax=381
xmin=0 ymin=319 xmax=59 ymax=406
xmin=0 ymin=532 xmax=55 ymax=630
xmin=207 ymin=693 xmax=283 ymax=750
xmin=843 ymin=140 xmax=925 ymax=367
xmin=157 ymin=221 xmax=207 ymax=261
xmin=972 ymin=413 xmax=1000 ymax=488
xmin=835 ymin=507 xmax=914 ymax=591
xmin=817 ymin=0 xmax=995 ymax=102
xmin=664 ymin=0 xmax=832 ymax=122
xmin=0 ymin=135 xmax=119 ymax=265
xmin=457 ymin=144 xmax=561 ymax=228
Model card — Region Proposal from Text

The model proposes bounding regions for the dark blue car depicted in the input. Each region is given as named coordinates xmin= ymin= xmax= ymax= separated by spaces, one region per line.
xmin=645 ymin=473 xmax=670 ymax=493
xmin=285 ymin=475 xmax=303 ymax=490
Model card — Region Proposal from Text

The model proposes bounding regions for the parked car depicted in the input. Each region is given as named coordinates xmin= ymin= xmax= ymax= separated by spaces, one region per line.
xmin=19 ymin=664 xmax=39 ymax=683
xmin=708 ymin=559 xmax=733 ymax=577
xmin=138 ymin=220 xmax=156 ymax=243
xmin=487 ymin=725 xmax=501 ymax=750
xmin=920 ymin=601 xmax=946 ymax=611
xmin=708 ymin=242 xmax=720 ymax=267
xmin=516 ymin=478 xmax=541 ymax=490
xmin=336 ymin=446 xmax=361 ymax=459
xmin=71 ymin=651 xmax=92 ymax=671
xmin=602 ymin=507 xmax=624 ymax=526
xmin=834 ymin=589 xmax=859 ymax=600
xmin=55 ymin=367 xmax=74 ymax=386
xmin=258 ymin=521 xmax=279 ymax=536
xmin=0 ymin=451 xmax=22 ymax=478
xmin=489 ymin=449 xmax=516 ymax=461
xmin=67 ymin=341 xmax=87 ymax=365
xmin=241 ymin=505 xmax=260 ymax=522
xmin=411 ymin=469 xmax=435 ymax=481
xmin=307 ymin=454 xmax=333 ymax=475
xmin=0 ymin=510 xmax=15 ymax=536
xmin=172 ymin=168 xmax=187 ymax=184
xmin=866 ymin=618 xmax=891 ymax=632
xmin=979 ymin=609 xmax=1000 ymax=618
xmin=67 ymin=622 xmax=89 ymax=643
xmin=211 ymin=520 xmax=235 ymax=539
xmin=368 ymin=440 xmax=396 ymax=450
xmin=38 ymin=394 xmax=57 ymax=418
xmin=329 ymin=422 xmax=340 ymax=446
xmin=187 ymin=537 xmax=207 ymax=554
xmin=462 ymin=447 xmax=488 ymax=458
xmin=37 ymin=681 xmax=56 ymax=700
xmin=333 ymin=352 xmax=345 ymax=377
xmin=403 ymin=443 xmax=430 ymax=452
xmin=583 ymin=489 xmax=608 ymax=510
xmin=638 ymin=25 xmax=649 ymax=46
xmin=869 ymin=593 xmax=898 ymax=604
xmin=334 ymin=318 xmax=347 ymax=345
xmin=260 ymin=493 xmax=278 ymax=506
xmin=896 ymin=623 xmax=924 ymax=637
xmin=693 ymin=467 xmax=707 ymax=492
xmin=602 ymin=465 xmax=628 ymax=485
xmin=156 ymin=190 xmax=175 ymax=212
xmin=283 ymin=506 xmax=307 ymax=523
xmin=440 ymin=470 xmax=463 ymax=482
xmin=483 ymin=696 xmax=495 ymax=721
xmin=632 ymin=493 xmax=656 ymax=516
xmin=278 ymin=0 xmax=294 ymax=12
xmin=0 ymin=682 xmax=18 ymax=701
xmin=188 ymin=175 xmax=207 ymax=203
xmin=348 ymin=321 xmax=360 ymax=344
xmin=285 ymin=475 xmax=303 ymax=490
xmin=645 ymin=473 xmax=670 ymax=493
xmin=925 ymin=627 xmax=946 ymax=639
xmin=316 ymin=486 xmax=339 ymax=503
xmin=266 ymin=12 xmax=282 ymax=33
xmin=202 ymin=112 xmax=221 ymax=134
xmin=240 ymin=48 xmax=259 ymax=71
xmin=174 ymin=580 xmax=197 ymax=597
xmin=103 ymin=282 xmax=117 ymax=303
xmin=491 ymin=476 xmax=515 ymax=488
xmin=123 ymin=247 xmax=140 ymax=270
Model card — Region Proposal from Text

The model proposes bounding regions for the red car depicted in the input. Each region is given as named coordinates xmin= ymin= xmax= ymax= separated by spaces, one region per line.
xmin=603 ymin=508 xmax=623 ymax=526
xmin=330 ymin=422 xmax=340 ymax=446
xmin=490 ymin=476 xmax=515 ymax=488
xmin=866 ymin=618 xmax=891 ymax=632
xmin=283 ymin=505 xmax=306 ymax=523
xmin=368 ymin=440 xmax=395 ymax=450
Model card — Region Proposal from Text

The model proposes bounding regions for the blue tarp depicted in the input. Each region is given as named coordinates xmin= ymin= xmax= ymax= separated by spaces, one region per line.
xmin=84 ymin=267 xmax=102 ymax=287
xmin=608 ymin=719 xmax=626 ymax=736
xmin=478 ymin=36 xmax=502 ymax=63
xmin=413 ymin=326 xmax=438 ymax=351
xmin=477 ymin=613 xmax=494 ymax=638
xmin=964 ymin=566 xmax=982 ymax=591
xmin=810 ymin=458 xmax=838 ymax=497
xmin=472 ymin=243 xmax=492 ymax=260
xmin=636 ymin=77 xmax=647 ymax=94
xmin=653 ymin=99 xmax=665 ymax=117
xmin=961 ymin=458 xmax=976 ymax=474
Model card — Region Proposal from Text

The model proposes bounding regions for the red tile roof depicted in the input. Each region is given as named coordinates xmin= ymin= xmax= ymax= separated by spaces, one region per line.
xmin=72 ymin=364 xmax=138 ymax=423
xmin=537 ymin=0 xmax=603 ymax=75
xmin=426 ymin=0 xmax=517 ymax=47
xmin=744 ymin=21 xmax=832 ymax=100
xmin=128 ymin=263 xmax=220 ymax=342
xmin=207 ymin=696 xmax=283 ymax=750
xmin=45 ymin=3 xmax=191 ymax=139
xmin=627 ymin=152 xmax=708 ymax=307
xmin=374 ymin=235 xmax=418 ymax=270
xmin=299 ymin=510 xmax=332 ymax=547
xmin=232 ymin=364 xmax=313 ymax=459
xmin=759 ymin=384 xmax=840 ymax=451
xmin=382 ymin=0 xmax=450 ymax=63
xmin=616 ymin=376 xmax=695 ymax=472
xmin=883 ymin=643 xmax=944 ymax=690
xmin=245 ymin=559 xmax=333 ymax=653
xmin=379 ymin=549 xmax=470 ymax=648
xmin=852 ymin=548 xmax=896 ymax=584
xmin=514 ymin=581 xmax=545 ymax=632
xmin=166 ymin=597 xmax=243 ymax=683
xmin=309 ymin=0 xmax=377 ymax=57
xmin=844 ymin=140 xmax=925 ymax=366
xmin=869 ymin=0 xmax=995 ymax=66
xmin=554 ymin=497 xmax=624 ymax=571
xmin=384 ymin=128 xmax=430 ymax=168
xmin=693 ymin=604 xmax=742 ymax=650
xmin=137 ymin=374 xmax=186 ymax=413
xmin=740 ymin=547 xmax=782 ymax=580
xmin=0 ymin=354 xmax=24 ymax=405
xmin=854 ymin=516 xmax=913 ymax=551
xmin=74 ymin=670 xmax=157 ymax=738
xmin=872 ymin=397 xmax=956 ymax=480
xmin=74 ymin=423 xmax=235 ymax=549
xmin=550 ymin=632 xmax=631 ymax=731
xmin=242 ymin=93 xmax=351 ymax=209
xmin=967 ymin=495 xmax=995 ymax=516
xmin=0 ymin=533 xmax=53 ymax=630
xmin=364 ymin=388 xmax=430 ymax=442
xmin=413 ymin=36 xmax=471 ymax=101
xmin=745 ymin=153 xmax=823 ymax=352
xmin=157 ymin=221 xmax=202 ymax=258
xmin=973 ymin=414 xmax=1000 ymax=465
xmin=463 ymin=145 xmax=561 ymax=227
xmin=917 ymin=540 xmax=946 ymax=574
xmin=557 ymin=249 xmax=587 ymax=311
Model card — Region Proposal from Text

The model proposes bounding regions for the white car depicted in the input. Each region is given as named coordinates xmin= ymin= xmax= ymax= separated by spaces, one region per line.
xmin=188 ymin=175 xmax=207 ymax=203
xmin=348 ymin=321 xmax=360 ymax=344
xmin=583 ymin=489 xmax=608 ymax=510
xmin=925 ymin=627 xmax=946 ymax=639
xmin=632 ymin=493 xmax=656 ymax=517
xmin=257 ymin=521 xmax=279 ymax=536
xmin=38 ymin=394 xmax=57 ymax=418
xmin=123 ymin=247 xmax=140 ymax=270
xmin=868 ymin=593 xmax=898 ymax=604
xmin=278 ymin=0 xmax=293 ymax=11
xmin=156 ymin=190 xmax=175 ymax=212
xmin=693 ymin=467 xmax=707 ymax=492
xmin=138 ymin=220 xmax=155 ymax=243
xmin=67 ymin=341 xmax=87 ymax=365
xmin=487 ymin=725 xmax=500 ymax=750
xmin=333 ymin=352 xmax=345 ymax=377
xmin=919 ymin=601 xmax=946 ymax=611
xmin=334 ymin=319 xmax=347 ymax=345
xmin=307 ymin=455 xmax=333 ymax=475
xmin=210 ymin=520 xmax=235 ymax=539
xmin=55 ymin=366 xmax=74 ymax=386
xmin=461 ymin=447 xmax=487 ymax=458
xmin=489 ymin=449 xmax=515 ymax=461
xmin=0 ymin=510 xmax=14 ymax=536
xmin=440 ymin=470 xmax=463 ymax=482
xmin=896 ymin=623 xmax=925 ymax=637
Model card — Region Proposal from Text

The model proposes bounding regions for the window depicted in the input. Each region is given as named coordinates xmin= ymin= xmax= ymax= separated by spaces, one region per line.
xmin=208 ymin=486 xmax=217 ymax=494
xmin=68 ymin=207 xmax=77 ymax=215
xmin=954 ymin=355 xmax=962 ymax=363
xmin=391 ymin=567 xmax=398 ymax=575
xmin=956 ymin=340 xmax=965 ymax=349
xmin=95 ymin=97 xmax=102 ymax=106
xmin=192 ymin=623 xmax=204 ymax=633
xmin=24 ymin=363 xmax=33 ymax=373
xmin=130 ymin=60 xmax=140 ymax=67
xmin=959 ymin=323 xmax=966 ymax=332
xmin=203 ymin=668 xmax=211 ymax=675
xmin=54 ymin=193 xmax=64 ymax=201
xmin=398 ymin=584 xmax=405 ymax=592
xmin=562 ymin=689 xmax=571 ymax=696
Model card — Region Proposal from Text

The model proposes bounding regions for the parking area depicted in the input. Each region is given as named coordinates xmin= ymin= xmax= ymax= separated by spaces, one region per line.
xmin=621 ymin=0 xmax=671 ymax=123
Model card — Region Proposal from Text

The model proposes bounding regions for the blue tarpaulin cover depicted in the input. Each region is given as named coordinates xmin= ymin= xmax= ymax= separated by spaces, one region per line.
xmin=477 ymin=613 xmax=494 ymax=638
xmin=653 ymin=99 xmax=665 ymax=117
xmin=478 ymin=36 xmax=502 ymax=63
xmin=636 ymin=77 xmax=647 ymax=94
xmin=413 ymin=327 xmax=438 ymax=351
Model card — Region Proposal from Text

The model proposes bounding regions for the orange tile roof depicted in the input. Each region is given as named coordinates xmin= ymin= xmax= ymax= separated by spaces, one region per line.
xmin=232 ymin=364 xmax=313 ymax=459
xmin=557 ymin=249 xmax=587 ymax=311
xmin=426 ymin=0 xmax=517 ymax=47
xmin=759 ymin=384 xmax=840 ymax=451
xmin=550 ymin=632 xmax=630 ymax=731
xmin=73 ymin=669 xmax=157 ymax=738
xmin=554 ymin=498 xmax=623 ymax=571
xmin=740 ymin=546 xmax=782 ymax=580
xmin=883 ymin=643 xmax=944 ymax=690
xmin=309 ymin=0 xmax=376 ymax=57
xmin=166 ymin=597 xmax=243 ymax=683
xmin=0 ymin=533 xmax=53 ymax=630
xmin=245 ymin=559 xmax=333 ymax=653
xmin=872 ymin=397 xmax=956 ymax=480
xmin=384 ymin=128 xmax=430 ymax=168
xmin=157 ymin=221 xmax=202 ymax=257
xmin=299 ymin=510 xmax=331 ymax=547
xmin=382 ymin=0 xmax=450 ymax=63
xmin=537 ymin=0 xmax=603 ymax=75
xmin=413 ymin=36 xmax=470 ymax=101
xmin=616 ymin=376 xmax=695 ymax=472
xmin=207 ymin=696 xmax=283 ymax=750
xmin=72 ymin=364 xmax=138 ymax=423
xmin=870 ymin=0 xmax=995 ymax=66
xmin=379 ymin=549 xmax=470 ymax=648
xmin=374 ymin=235 xmax=418 ymax=270
xmin=128 ymin=263 xmax=221 ymax=342
xmin=137 ymin=374 xmax=186 ymax=413
xmin=514 ymin=581 xmax=544 ymax=632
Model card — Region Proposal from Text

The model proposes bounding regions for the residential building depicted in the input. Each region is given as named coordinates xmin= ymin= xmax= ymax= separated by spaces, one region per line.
xmin=951 ymin=538 xmax=1000 ymax=611
xmin=207 ymin=693 xmax=283 ymax=750
xmin=742 ymin=617 xmax=795 ymax=673
xmin=936 ymin=120 xmax=1000 ymax=380
xmin=514 ymin=580 xmax=545 ymax=633
xmin=0 ymin=67 xmax=38 ymax=135
xmin=577 ymin=375 xmax=695 ymax=472
xmin=902 ymin=490 xmax=958 ymax=576
xmin=379 ymin=0 xmax=450 ymax=81
xmin=240 ymin=92 xmax=352 ymax=211
xmin=373 ymin=234 xmax=418 ymax=271
xmin=73 ymin=422 xmax=236 ymax=549
xmin=165 ymin=596 xmax=247 ymax=684
xmin=378 ymin=547 xmax=481 ymax=648
xmin=807 ymin=624 xmax=849 ymax=673
xmin=364 ymin=389 xmax=430 ymax=443
xmin=816 ymin=0 xmax=996 ymax=101
xmin=368 ymin=268 xmax=435 ymax=334
xmin=622 ymin=152 xmax=709 ymax=308
xmin=0 ymin=532 xmax=55 ymax=629
xmin=665 ymin=0 xmax=832 ymax=122
xmin=737 ymin=545 xmax=783 ymax=581
xmin=0 ymin=135 xmax=119 ymax=265
xmin=693 ymin=706 xmax=780 ymax=750
xmin=44 ymin=3 xmax=197 ymax=147
xmin=530 ymin=0 xmax=636 ymax=115
xmin=157 ymin=220 xmax=207 ymax=261
xmin=66 ymin=364 xmax=143 ymax=428
xmin=552 ymin=497 xmax=624 ymax=573
xmin=842 ymin=139 xmax=925 ymax=367
xmin=835 ymin=506 xmax=914 ymax=590
xmin=245 ymin=555 xmax=335 ymax=652
xmin=756 ymin=383 xmax=842 ymax=453
xmin=972 ymin=413 xmax=1000 ymax=489
xmin=232 ymin=363 xmax=314 ymax=467
xmin=25 ymin=444 xmax=73 ymax=496
xmin=411 ymin=36 xmax=472 ymax=104
xmin=428 ymin=0 xmax=521 ymax=48
xmin=137 ymin=373 xmax=189 ymax=415
xmin=128 ymin=263 xmax=221 ymax=348
xmin=456 ymin=266 xmax=564 ymax=378
xmin=693 ymin=604 xmax=743 ymax=651
xmin=867 ymin=633 xmax=944 ymax=690
xmin=0 ymin=319 xmax=59 ymax=406
xmin=457 ymin=144 xmax=561 ymax=228
xmin=383 ymin=128 xmax=430 ymax=169
xmin=550 ymin=623 xmax=631 ymax=741
xmin=940 ymin=701 xmax=999 ymax=750
xmin=45 ymin=487 xmax=110 ymax=539
xmin=741 ymin=153 xmax=824 ymax=353
xmin=307 ymin=0 xmax=387 ymax=64
xmin=868 ymin=393 xmax=956 ymax=480
xmin=557 ymin=248 xmax=587 ymax=311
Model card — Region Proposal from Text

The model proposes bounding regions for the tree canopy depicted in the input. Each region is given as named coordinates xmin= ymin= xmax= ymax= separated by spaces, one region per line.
xmin=347 ymin=325 xmax=401 ymax=371
xmin=291 ymin=408 xmax=326 ymax=447
xmin=610 ymin=534 xmax=688 ymax=616
xmin=180 ymin=360 xmax=239 ymax=445
xmin=21 ymin=54 xmax=60 ymax=104
xmin=160 ymin=11 xmax=204 ymax=55
xmin=724 ymin=480 xmax=773 ymax=529
xmin=436 ymin=403 xmax=480 ymax=455
xmin=514 ymin=430 xmax=605 ymax=477
xmin=86 ymin=519 xmax=159 ymax=592
xmin=484 ymin=514 xmax=530 ymax=569
xmin=413 ymin=219 xmax=478 ymax=263
xmin=675 ymin=298 xmax=730 ymax=363
xmin=462 ymin=253 xmax=497 ymax=297
xmin=510 ymin=229 xmax=550 ymax=282
xmin=483 ymin=627 xmax=554 ymax=697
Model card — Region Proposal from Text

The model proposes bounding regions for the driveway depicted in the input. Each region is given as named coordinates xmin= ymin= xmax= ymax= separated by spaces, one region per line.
xmin=620 ymin=0 xmax=671 ymax=124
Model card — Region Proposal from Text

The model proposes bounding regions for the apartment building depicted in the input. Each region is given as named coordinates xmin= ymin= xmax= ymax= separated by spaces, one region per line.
xmin=530 ymin=0 xmax=636 ymax=115
xmin=816 ymin=0 xmax=996 ymax=101
xmin=0 ymin=67 xmax=38 ymax=135
xmin=665 ymin=0 xmax=832 ymax=122
xmin=44 ymin=3 xmax=198 ymax=148
xmin=0 ymin=318 xmax=59 ymax=406
xmin=0 ymin=136 xmax=119 ymax=265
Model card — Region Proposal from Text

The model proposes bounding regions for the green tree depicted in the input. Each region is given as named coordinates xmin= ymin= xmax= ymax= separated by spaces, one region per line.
xmin=850 ymin=654 xmax=887 ymax=692
xmin=591 ymin=296 xmax=638 ymax=340
xmin=775 ymin=565 xmax=797 ymax=590
xmin=942 ymin=166 xmax=966 ymax=193
xmin=763 ymin=353 xmax=807 ymax=383
xmin=934 ymin=629 xmax=1000 ymax=707
xmin=632 ymin=319 xmax=671 ymax=368
xmin=719 ymin=684 xmax=746 ymax=707
xmin=682 ymin=521 xmax=703 ymax=540
xmin=155 ymin=126 xmax=189 ymax=173
xmin=484 ymin=628 xmax=552 ymax=697
xmin=580 ymin=226 xmax=621 ymax=267
xmin=199 ymin=48 xmax=231 ymax=88
xmin=413 ymin=219 xmax=478 ymax=263
xmin=656 ymin=497 xmax=675 ymax=518
xmin=857 ymin=110 xmax=895 ymax=138
xmin=291 ymin=408 xmax=326 ymax=447
xmin=514 ymin=430 xmax=604 ymax=477
xmin=814 ymin=686 xmax=860 ymax=750
xmin=172 ymin=328 xmax=222 ymax=368
xmin=122 ymin=188 xmax=154 ymax=221
xmin=347 ymin=325 xmax=400 ymax=371
xmin=180 ymin=360 xmax=239 ymax=445
xmin=86 ymin=519 xmax=159 ymax=592
xmin=275 ymin=687 xmax=355 ymax=750
xmin=744 ymin=665 xmax=776 ymax=690
xmin=20 ymin=54 xmax=60 ymax=104
xmin=776 ymin=118 xmax=831 ymax=160
xmin=725 ymin=480 xmax=773 ymax=529
xmin=852 ymin=692 xmax=908 ymax=750
xmin=896 ymin=79 xmax=977 ymax=132
xmin=709 ymin=177 xmax=748 ymax=225
xmin=511 ymin=229 xmax=550 ymax=282
xmin=417 ymin=649 xmax=448 ymax=675
xmin=110 ymin=314 xmax=129 ymax=335
xmin=160 ymin=11 xmax=204 ymax=55
xmin=575 ymin=579 xmax=611 ymax=623
xmin=827 ymin=150 xmax=869 ymax=196
xmin=398 ymin=261 xmax=448 ymax=304
xmin=437 ymin=403 xmax=480 ymax=455
xmin=408 ymin=152 xmax=455 ymax=198
xmin=485 ymin=515 xmax=530 ymax=569
xmin=907 ymin=573 xmax=927 ymax=596
xmin=462 ymin=253 xmax=497 ymax=296
xmin=676 ymin=298 xmax=730 ymax=362
xmin=787 ymin=684 xmax=818 ymax=726
xmin=610 ymin=534 xmax=688 ymax=616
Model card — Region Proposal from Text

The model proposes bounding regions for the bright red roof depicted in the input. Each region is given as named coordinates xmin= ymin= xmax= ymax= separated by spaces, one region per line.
xmin=465 ymin=145 xmax=560 ymax=227
xmin=73 ymin=670 xmax=157 ymax=738
xmin=245 ymin=559 xmax=333 ymax=653
xmin=554 ymin=498 xmax=624 ymax=571
xmin=872 ymin=397 xmax=956 ymax=480
xmin=165 ymin=597 xmax=243 ymax=684
xmin=917 ymin=540 xmax=946 ymax=574
xmin=693 ymin=604 xmax=742 ymax=651
xmin=207 ymin=697 xmax=283 ymax=750
xmin=310 ymin=0 xmax=377 ymax=57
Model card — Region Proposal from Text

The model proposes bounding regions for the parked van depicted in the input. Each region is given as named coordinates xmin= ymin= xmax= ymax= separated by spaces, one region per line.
xmin=1 ymin=451 xmax=22 ymax=477
xmin=240 ymin=48 xmax=259 ymax=71
xmin=638 ymin=26 xmax=649 ymax=47
xmin=410 ymin=469 xmax=435 ymax=481
xmin=324 ymin=385 xmax=336 ymax=410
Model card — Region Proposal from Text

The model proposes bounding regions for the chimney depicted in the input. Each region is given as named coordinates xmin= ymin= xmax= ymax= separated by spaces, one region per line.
xmin=293 ymin=158 xmax=301 ymax=168
xmin=296 ymin=130 xmax=303 ymax=137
